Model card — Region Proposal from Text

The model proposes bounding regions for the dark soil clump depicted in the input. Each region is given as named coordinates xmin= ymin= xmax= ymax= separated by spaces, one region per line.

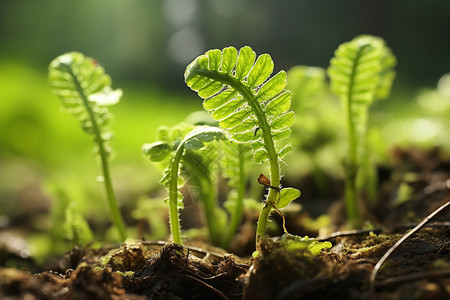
xmin=125 ymin=243 xmax=248 ymax=299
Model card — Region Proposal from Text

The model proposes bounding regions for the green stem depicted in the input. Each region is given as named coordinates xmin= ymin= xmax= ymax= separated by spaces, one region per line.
xmin=169 ymin=146 xmax=184 ymax=245
xmin=202 ymin=178 xmax=221 ymax=245
xmin=345 ymin=172 xmax=358 ymax=225
xmin=168 ymin=127 xmax=224 ymax=245
xmin=345 ymin=102 xmax=358 ymax=225
xmin=65 ymin=65 xmax=127 ymax=241
xmin=183 ymin=156 xmax=220 ymax=245
xmin=344 ymin=46 xmax=368 ymax=227
xmin=224 ymin=144 xmax=246 ymax=248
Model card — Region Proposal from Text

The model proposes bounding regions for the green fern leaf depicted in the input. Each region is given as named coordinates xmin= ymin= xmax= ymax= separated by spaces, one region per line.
xmin=49 ymin=52 xmax=126 ymax=241
xmin=328 ymin=35 xmax=396 ymax=106
xmin=48 ymin=52 xmax=122 ymax=154
xmin=185 ymin=46 xmax=294 ymax=165
xmin=64 ymin=203 xmax=93 ymax=246
xmin=143 ymin=124 xmax=224 ymax=244
xmin=327 ymin=35 xmax=396 ymax=225
xmin=186 ymin=46 xmax=301 ymax=239
xmin=327 ymin=35 xmax=396 ymax=150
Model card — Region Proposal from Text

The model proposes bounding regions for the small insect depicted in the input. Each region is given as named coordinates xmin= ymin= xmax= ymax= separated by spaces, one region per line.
xmin=257 ymin=174 xmax=287 ymax=233
xmin=254 ymin=127 xmax=260 ymax=136
xmin=257 ymin=173 xmax=280 ymax=191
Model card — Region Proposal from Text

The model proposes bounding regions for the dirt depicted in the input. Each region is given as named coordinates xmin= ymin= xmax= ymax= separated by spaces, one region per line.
xmin=1 ymin=147 xmax=449 ymax=299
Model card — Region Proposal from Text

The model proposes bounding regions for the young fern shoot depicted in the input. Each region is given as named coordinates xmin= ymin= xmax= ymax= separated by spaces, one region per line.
xmin=143 ymin=125 xmax=224 ymax=245
xmin=327 ymin=35 xmax=396 ymax=226
xmin=48 ymin=52 xmax=126 ymax=241
xmin=221 ymin=142 xmax=249 ymax=248
xmin=184 ymin=46 xmax=300 ymax=242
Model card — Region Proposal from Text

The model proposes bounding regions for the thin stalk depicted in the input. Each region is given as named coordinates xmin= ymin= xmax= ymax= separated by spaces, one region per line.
xmin=224 ymin=144 xmax=246 ymax=248
xmin=344 ymin=46 xmax=367 ymax=227
xmin=345 ymin=99 xmax=358 ymax=225
xmin=167 ymin=127 xmax=224 ymax=245
xmin=345 ymin=175 xmax=358 ymax=225
xmin=202 ymin=178 xmax=221 ymax=245
xmin=169 ymin=147 xmax=184 ymax=245
xmin=65 ymin=65 xmax=126 ymax=241
xmin=182 ymin=152 xmax=221 ymax=246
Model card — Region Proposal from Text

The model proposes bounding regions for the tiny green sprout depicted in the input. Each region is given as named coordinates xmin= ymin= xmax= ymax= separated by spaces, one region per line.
xmin=48 ymin=52 xmax=126 ymax=241
xmin=280 ymin=234 xmax=332 ymax=256
xmin=143 ymin=125 xmax=224 ymax=245
xmin=63 ymin=203 xmax=93 ymax=246
xmin=184 ymin=46 xmax=301 ymax=246
xmin=220 ymin=141 xmax=251 ymax=248
xmin=327 ymin=35 xmax=396 ymax=226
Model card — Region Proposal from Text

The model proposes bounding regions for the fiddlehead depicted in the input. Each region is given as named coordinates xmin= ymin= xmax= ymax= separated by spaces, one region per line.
xmin=143 ymin=124 xmax=224 ymax=244
xmin=327 ymin=35 xmax=396 ymax=225
xmin=185 ymin=46 xmax=300 ymax=239
xmin=48 ymin=52 xmax=126 ymax=240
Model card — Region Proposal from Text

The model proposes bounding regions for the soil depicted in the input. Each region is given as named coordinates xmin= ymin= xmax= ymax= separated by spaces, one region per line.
xmin=1 ymin=147 xmax=449 ymax=299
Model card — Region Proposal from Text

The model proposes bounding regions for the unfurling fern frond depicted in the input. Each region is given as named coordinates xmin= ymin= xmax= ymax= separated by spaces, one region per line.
xmin=185 ymin=46 xmax=300 ymax=241
xmin=327 ymin=35 xmax=396 ymax=225
xmin=328 ymin=35 xmax=396 ymax=139
xmin=48 ymin=52 xmax=122 ymax=155
xmin=48 ymin=52 xmax=126 ymax=241
xmin=185 ymin=46 xmax=294 ymax=164
xmin=143 ymin=125 xmax=225 ymax=245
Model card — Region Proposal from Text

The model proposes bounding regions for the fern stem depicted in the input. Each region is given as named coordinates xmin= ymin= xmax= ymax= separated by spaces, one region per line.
xmin=64 ymin=65 xmax=127 ymax=241
xmin=192 ymin=69 xmax=281 ymax=239
xmin=169 ymin=146 xmax=184 ymax=245
xmin=164 ymin=127 xmax=224 ymax=245
xmin=202 ymin=178 xmax=221 ymax=245
xmin=183 ymin=155 xmax=220 ymax=245
xmin=344 ymin=46 xmax=367 ymax=227
xmin=224 ymin=144 xmax=246 ymax=248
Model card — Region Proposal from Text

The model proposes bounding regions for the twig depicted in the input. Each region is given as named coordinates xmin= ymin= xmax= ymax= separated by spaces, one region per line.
xmin=316 ymin=222 xmax=450 ymax=242
xmin=375 ymin=269 xmax=450 ymax=288
xmin=316 ymin=228 xmax=382 ymax=241
xmin=183 ymin=274 xmax=230 ymax=300
xmin=369 ymin=200 xmax=450 ymax=300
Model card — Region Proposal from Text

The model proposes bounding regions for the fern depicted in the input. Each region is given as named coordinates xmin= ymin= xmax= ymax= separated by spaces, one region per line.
xmin=64 ymin=203 xmax=94 ymax=246
xmin=221 ymin=142 xmax=250 ymax=247
xmin=185 ymin=46 xmax=300 ymax=241
xmin=327 ymin=35 xmax=396 ymax=225
xmin=143 ymin=124 xmax=224 ymax=245
xmin=48 ymin=52 xmax=126 ymax=240
xmin=181 ymin=138 xmax=227 ymax=246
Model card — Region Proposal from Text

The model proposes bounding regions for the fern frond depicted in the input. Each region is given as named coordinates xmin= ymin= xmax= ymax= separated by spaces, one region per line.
xmin=185 ymin=46 xmax=301 ymax=240
xmin=185 ymin=46 xmax=294 ymax=164
xmin=327 ymin=35 xmax=396 ymax=158
xmin=143 ymin=125 xmax=224 ymax=245
xmin=327 ymin=35 xmax=396 ymax=225
xmin=48 ymin=52 xmax=122 ymax=153
xmin=48 ymin=52 xmax=126 ymax=241
xmin=328 ymin=35 xmax=396 ymax=107
xmin=221 ymin=142 xmax=251 ymax=247
xmin=64 ymin=203 xmax=93 ymax=246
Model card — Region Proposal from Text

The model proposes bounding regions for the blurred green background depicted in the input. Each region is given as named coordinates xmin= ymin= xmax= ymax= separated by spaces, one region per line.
xmin=1 ymin=0 xmax=449 ymax=261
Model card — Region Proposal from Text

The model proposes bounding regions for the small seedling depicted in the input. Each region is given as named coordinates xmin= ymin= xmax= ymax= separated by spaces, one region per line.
xmin=143 ymin=124 xmax=224 ymax=245
xmin=143 ymin=123 xmax=253 ymax=248
xmin=48 ymin=52 xmax=126 ymax=241
xmin=327 ymin=35 xmax=396 ymax=226
xmin=184 ymin=46 xmax=301 ymax=245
